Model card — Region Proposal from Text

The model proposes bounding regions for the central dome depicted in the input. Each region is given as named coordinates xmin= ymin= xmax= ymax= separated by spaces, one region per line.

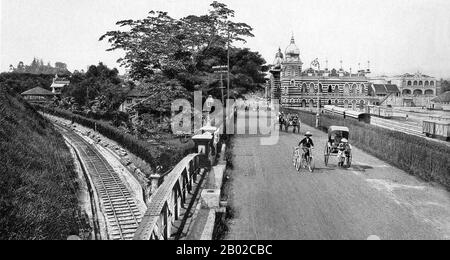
xmin=285 ymin=36 xmax=300 ymax=56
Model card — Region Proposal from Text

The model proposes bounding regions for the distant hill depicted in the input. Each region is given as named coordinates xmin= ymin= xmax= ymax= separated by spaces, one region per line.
xmin=9 ymin=58 xmax=71 ymax=75
xmin=0 ymin=87 xmax=82 ymax=239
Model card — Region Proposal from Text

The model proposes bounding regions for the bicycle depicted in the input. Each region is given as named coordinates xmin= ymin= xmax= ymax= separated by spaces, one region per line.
xmin=300 ymin=147 xmax=315 ymax=173
xmin=292 ymin=146 xmax=302 ymax=171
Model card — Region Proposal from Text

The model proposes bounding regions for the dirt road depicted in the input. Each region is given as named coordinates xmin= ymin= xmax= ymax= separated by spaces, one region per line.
xmin=225 ymin=112 xmax=450 ymax=240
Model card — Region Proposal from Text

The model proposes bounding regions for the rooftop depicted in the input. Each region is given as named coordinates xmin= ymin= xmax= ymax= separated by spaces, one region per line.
xmin=432 ymin=91 xmax=450 ymax=103
xmin=371 ymin=84 xmax=400 ymax=94
xmin=21 ymin=87 xmax=54 ymax=96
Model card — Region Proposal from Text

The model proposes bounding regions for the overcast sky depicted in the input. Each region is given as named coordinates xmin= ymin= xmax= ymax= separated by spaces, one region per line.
xmin=1 ymin=0 xmax=450 ymax=78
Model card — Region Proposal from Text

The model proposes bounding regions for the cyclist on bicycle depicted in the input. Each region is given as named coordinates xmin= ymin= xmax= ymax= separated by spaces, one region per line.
xmin=299 ymin=132 xmax=314 ymax=160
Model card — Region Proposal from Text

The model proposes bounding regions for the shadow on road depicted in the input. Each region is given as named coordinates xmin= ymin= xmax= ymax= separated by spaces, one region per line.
xmin=351 ymin=165 xmax=374 ymax=171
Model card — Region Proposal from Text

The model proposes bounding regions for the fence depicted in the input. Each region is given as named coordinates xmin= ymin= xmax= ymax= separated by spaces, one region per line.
xmin=133 ymin=154 xmax=202 ymax=240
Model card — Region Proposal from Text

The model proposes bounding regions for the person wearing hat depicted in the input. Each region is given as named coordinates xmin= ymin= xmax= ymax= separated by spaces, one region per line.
xmin=298 ymin=131 xmax=314 ymax=161
xmin=337 ymin=138 xmax=350 ymax=166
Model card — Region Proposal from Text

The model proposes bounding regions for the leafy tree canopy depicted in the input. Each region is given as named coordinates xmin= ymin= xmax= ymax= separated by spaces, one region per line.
xmin=100 ymin=1 xmax=254 ymax=80
xmin=100 ymin=1 xmax=267 ymax=97
xmin=62 ymin=63 xmax=128 ymax=112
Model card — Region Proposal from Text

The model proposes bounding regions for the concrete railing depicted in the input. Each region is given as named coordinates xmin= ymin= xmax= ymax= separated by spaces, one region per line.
xmin=133 ymin=154 xmax=203 ymax=240
xmin=134 ymin=107 xmax=235 ymax=240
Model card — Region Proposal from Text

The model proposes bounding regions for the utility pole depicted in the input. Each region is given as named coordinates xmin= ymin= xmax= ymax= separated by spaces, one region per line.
xmin=213 ymin=65 xmax=228 ymax=106
xmin=227 ymin=22 xmax=231 ymax=102
xmin=316 ymin=63 xmax=321 ymax=128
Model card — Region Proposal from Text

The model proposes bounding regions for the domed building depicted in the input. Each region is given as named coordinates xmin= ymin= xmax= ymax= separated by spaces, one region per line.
xmin=268 ymin=36 xmax=392 ymax=110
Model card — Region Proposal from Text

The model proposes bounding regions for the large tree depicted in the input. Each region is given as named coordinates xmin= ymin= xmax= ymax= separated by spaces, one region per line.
xmin=99 ymin=1 xmax=255 ymax=83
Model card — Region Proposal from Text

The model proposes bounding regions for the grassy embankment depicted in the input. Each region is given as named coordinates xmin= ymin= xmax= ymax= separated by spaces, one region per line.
xmin=34 ymin=105 xmax=194 ymax=175
xmin=285 ymin=108 xmax=450 ymax=189
xmin=0 ymin=87 xmax=86 ymax=240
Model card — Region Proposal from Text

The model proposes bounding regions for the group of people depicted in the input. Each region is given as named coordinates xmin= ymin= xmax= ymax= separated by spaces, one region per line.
xmin=278 ymin=112 xmax=300 ymax=132
xmin=297 ymin=131 xmax=350 ymax=162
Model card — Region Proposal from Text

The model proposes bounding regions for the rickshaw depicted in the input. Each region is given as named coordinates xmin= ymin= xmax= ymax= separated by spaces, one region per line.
xmin=324 ymin=126 xmax=352 ymax=168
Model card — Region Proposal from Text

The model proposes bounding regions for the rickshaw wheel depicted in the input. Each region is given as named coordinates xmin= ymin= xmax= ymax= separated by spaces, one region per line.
xmin=345 ymin=154 xmax=352 ymax=168
xmin=324 ymin=144 xmax=330 ymax=166
xmin=296 ymin=157 xmax=301 ymax=171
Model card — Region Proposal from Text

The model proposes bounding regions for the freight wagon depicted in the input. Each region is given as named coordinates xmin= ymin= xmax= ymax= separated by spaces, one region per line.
xmin=423 ymin=120 xmax=450 ymax=141
xmin=366 ymin=105 xmax=393 ymax=119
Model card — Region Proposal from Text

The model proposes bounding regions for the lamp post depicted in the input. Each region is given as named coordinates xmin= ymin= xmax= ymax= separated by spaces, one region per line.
xmin=227 ymin=23 xmax=231 ymax=101
xmin=315 ymin=62 xmax=322 ymax=128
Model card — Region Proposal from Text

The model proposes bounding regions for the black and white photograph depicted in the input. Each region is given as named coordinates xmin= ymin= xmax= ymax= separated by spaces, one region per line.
xmin=1 ymin=0 xmax=450 ymax=244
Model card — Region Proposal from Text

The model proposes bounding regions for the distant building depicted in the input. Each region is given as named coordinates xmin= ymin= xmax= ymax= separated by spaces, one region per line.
xmin=119 ymin=88 xmax=151 ymax=112
xmin=21 ymin=87 xmax=55 ymax=102
xmin=268 ymin=36 xmax=391 ymax=110
xmin=431 ymin=91 xmax=450 ymax=111
xmin=50 ymin=74 xmax=70 ymax=95
xmin=372 ymin=72 xmax=438 ymax=107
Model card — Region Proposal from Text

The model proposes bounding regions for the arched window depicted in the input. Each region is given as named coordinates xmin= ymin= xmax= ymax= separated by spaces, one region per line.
xmin=344 ymin=84 xmax=350 ymax=95
xmin=424 ymin=81 xmax=429 ymax=86
xmin=413 ymin=81 xmax=418 ymax=86
xmin=302 ymin=83 xmax=307 ymax=93
xmin=309 ymin=83 xmax=315 ymax=94
xmin=334 ymin=85 xmax=339 ymax=94
xmin=402 ymin=89 xmax=412 ymax=95
xmin=425 ymin=89 xmax=434 ymax=95
xmin=359 ymin=100 xmax=365 ymax=110
xmin=413 ymin=89 xmax=423 ymax=95
xmin=352 ymin=84 xmax=357 ymax=95
xmin=360 ymin=84 xmax=366 ymax=94
xmin=419 ymin=81 xmax=423 ymax=86
xmin=352 ymin=100 xmax=357 ymax=110
xmin=430 ymin=81 xmax=435 ymax=86
xmin=407 ymin=81 xmax=412 ymax=86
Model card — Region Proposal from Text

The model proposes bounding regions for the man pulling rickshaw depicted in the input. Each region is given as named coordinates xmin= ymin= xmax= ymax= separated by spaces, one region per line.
xmin=324 ymin=126 xmax=352 ymax=168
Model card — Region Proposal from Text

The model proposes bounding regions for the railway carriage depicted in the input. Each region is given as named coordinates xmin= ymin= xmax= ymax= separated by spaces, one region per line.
xmin=323 ymin=105 xmax=371 ymax=124
xmin=366 ymin=105 xmax=393 ymax=119
xmin=423 ymin=120 xmax=450 ymax=141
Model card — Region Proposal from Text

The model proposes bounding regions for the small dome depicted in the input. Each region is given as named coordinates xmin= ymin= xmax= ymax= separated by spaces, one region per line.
xmin=285 ymin=36 xmax=300 ymax=56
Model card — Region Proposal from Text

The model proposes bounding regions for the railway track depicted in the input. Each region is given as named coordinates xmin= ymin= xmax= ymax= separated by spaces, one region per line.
xmin=371 ymin=117 xmax=423 ymax=136
xmin=55 ymin=123 xmax=142 ymax=240
xmin=371 ymin=117 xmax=450 ymax=147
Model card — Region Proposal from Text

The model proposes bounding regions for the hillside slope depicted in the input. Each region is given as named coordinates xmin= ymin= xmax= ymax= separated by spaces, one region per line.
xmin=0 ymin=87 xmax=82 ymax=240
